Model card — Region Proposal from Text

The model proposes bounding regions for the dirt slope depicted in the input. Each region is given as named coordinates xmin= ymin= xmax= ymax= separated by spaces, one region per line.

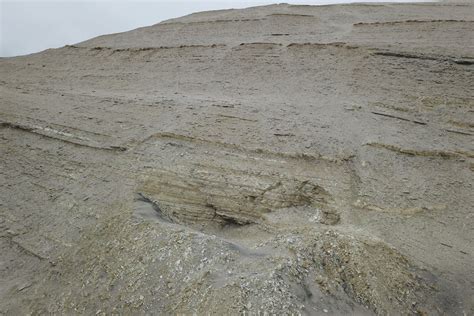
xmin=1 ymin=2 xmax=473 ymax=315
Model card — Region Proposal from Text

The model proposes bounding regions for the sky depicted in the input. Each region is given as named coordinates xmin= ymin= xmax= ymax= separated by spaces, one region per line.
xmin=1 ymin=0 xmax=431 ymax=57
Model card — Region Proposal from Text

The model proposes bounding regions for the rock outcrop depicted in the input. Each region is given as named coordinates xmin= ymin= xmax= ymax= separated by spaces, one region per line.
xmin=1 ymin=2 xmax=473 ymax=314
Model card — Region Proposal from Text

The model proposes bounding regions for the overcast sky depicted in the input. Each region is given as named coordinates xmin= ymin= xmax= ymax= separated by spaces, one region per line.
xmin=1 ymin=0 xmax=431 ymax=57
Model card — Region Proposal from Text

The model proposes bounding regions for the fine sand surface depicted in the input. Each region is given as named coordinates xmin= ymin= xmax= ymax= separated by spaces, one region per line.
xmin=1 ymin=2 xmax=473 ymax=314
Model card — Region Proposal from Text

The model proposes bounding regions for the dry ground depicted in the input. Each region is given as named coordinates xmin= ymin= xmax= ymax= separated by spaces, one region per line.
xmin=1 ymin=2 xmax=473 ymax=314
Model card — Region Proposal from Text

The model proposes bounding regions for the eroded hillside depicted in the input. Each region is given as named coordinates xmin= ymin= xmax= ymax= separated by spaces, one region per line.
xmin=1 ymin=2 xmax=473 ymax=314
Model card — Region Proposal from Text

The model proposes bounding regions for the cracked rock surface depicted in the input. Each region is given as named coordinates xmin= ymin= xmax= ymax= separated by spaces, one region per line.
xmin=0 ymin=2 xmax=473 ymax=315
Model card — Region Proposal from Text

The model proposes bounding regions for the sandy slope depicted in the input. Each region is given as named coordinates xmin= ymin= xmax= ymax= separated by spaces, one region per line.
xmin=1 ymin=2 xmax=473 ymax=314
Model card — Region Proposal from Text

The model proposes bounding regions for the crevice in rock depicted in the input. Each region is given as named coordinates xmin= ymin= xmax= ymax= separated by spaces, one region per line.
xmin=366 ymin=142 xmax=473 ymax=159
xmin=0 ymin=121 xmax=127 ymax=152
xmin=354 ymin=19 xmax=473 ymax=26
xmin=135 ymin=193 xmax=174 ymax=223
xmin=67 ymin=44 xmax=227 ymax=53
xmin=372 ymin=50 xmax=474 ymax=65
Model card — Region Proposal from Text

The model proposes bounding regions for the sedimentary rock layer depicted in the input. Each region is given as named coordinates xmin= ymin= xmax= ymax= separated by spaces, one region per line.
xmin=1 ymin=2 xmax=473 ymax=314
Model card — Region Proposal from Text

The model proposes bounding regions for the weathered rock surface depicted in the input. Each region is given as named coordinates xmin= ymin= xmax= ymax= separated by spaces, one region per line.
xmin=1 ymin=2 xmax=473 ymax=314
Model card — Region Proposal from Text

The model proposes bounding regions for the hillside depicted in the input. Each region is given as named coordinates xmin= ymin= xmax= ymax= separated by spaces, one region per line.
xmin=1 ymin=2 xmax=473 ymax=314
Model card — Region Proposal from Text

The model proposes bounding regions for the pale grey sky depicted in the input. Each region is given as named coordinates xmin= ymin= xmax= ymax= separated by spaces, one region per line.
xmin=1 ymin=0 xmax=431 ymax=57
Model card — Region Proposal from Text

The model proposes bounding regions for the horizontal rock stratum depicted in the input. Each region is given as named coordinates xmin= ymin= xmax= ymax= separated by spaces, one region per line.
xmin=1 ymin=2 xmax=473 ymax=315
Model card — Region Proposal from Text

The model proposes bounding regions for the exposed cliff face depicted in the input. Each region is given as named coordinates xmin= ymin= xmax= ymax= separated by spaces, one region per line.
xmin=1 ymin=2 xmax=473 ymax=314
